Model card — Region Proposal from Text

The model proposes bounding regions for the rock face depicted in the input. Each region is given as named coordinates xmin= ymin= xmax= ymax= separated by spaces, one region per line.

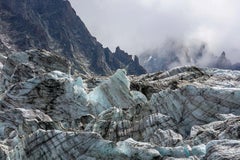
xmin=113 ymin=47 xmax=146 ymax=75
xmin=1 ymin=52 xmax=240 ymax=160
xmin=0 ymin=0 xmax=146 ymax=75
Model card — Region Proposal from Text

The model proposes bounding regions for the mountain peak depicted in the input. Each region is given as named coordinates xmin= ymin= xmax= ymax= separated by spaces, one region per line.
xmin=221 ymin=51 xmax=226 ymax=57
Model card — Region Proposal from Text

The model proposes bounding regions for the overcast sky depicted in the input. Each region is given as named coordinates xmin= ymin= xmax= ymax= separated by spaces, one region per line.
xmin=69 ymin=0 xmax=240 ymax=62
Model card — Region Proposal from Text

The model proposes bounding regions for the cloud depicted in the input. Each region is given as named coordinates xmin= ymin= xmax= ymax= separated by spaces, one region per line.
xmin=69 ymin=0 xmax=240 ymax=62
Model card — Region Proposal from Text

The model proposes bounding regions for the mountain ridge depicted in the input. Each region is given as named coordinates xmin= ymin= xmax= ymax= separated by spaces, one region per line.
xmin=0 ymin=0 xmax=146 ymax=75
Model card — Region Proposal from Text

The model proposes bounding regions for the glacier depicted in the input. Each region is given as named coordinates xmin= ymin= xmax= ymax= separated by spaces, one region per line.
xmin=0 ymin=51 xmax=240 ymax=159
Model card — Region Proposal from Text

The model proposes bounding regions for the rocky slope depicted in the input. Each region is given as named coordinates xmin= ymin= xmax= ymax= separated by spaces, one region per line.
xmin=0 ymin=49 xmax=240 ymax=159
xmin=0 ymin=0 xmax=146 ymax=75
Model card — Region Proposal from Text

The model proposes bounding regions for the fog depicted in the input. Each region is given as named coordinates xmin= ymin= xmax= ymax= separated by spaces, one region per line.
xmin=69 ymin=0 xmax=240 ymax=63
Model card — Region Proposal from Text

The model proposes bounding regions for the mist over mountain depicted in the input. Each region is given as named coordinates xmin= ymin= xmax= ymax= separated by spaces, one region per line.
xmin=139 ymin=40 xmax=240 ymax=73
xmin=0 ymin=0 xmax=146 ymax=75
xmin=69 ymin=0 xmax=240 ymax=64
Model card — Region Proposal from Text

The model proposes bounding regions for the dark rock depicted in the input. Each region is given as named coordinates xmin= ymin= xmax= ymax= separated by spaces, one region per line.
xmin=0 ymin=0 xmax=146 ymax=76
xmin=127 ymin=56 xmax=147 ymax=75
xmin=114 ymin=47 xmax=133 ymax=65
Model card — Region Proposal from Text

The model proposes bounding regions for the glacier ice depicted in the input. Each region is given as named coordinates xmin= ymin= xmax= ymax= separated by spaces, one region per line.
xmin=1 ymin=64 xmax=240 ymax=159
xmin=88 ymin=69 xmax=144 ymax=114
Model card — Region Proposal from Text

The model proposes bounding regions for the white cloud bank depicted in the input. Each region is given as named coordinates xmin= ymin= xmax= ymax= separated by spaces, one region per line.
xmin=69 ymin=0 xmax=240 ymax=62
